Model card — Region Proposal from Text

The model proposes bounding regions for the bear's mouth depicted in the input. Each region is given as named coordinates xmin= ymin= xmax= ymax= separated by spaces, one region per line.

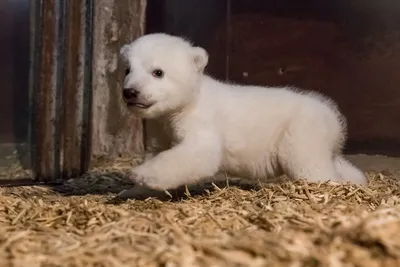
xmin=126 ymin=102 xmax=152 ymax=109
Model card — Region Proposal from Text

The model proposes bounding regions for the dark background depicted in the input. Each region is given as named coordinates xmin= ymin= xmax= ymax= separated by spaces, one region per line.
xmin=146 ymin=0 xmax=400 ymax=156
xmin=0 ymin=0 xmax=30 ymax=144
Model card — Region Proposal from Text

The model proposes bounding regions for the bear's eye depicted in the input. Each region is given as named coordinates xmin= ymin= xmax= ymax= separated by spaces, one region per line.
xmin=152 ymin=69 xmax=164 ymax=78
xmin=125 ymin=67 xmax=130 ymax=76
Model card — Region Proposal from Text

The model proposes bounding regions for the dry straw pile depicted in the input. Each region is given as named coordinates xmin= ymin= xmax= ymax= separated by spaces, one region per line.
xmin=0 ymin=158 xmax=399 ymax=267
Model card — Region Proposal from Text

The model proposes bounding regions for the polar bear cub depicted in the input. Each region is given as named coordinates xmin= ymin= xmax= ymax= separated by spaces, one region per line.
xmin=119 ymin=33 xmax=366 ymax=191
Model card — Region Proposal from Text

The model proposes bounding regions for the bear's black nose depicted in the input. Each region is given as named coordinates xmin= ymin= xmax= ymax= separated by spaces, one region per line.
xmin=123 ymin=88 xmax=139 ymax=100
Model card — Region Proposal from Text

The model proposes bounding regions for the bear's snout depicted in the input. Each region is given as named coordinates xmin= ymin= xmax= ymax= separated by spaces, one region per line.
xmin=123 ymin=88 xmax=139 ymax=101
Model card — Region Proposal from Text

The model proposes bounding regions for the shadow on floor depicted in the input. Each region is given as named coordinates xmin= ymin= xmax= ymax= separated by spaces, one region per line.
xmin=49 ymin=171 xmax=283 ymax=203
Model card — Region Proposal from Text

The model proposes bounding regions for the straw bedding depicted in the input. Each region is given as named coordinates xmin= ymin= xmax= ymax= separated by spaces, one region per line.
xmin=0 ymin=157 xmax=399 ymax=267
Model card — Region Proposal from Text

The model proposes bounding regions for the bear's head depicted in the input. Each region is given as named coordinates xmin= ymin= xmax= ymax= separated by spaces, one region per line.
xmin=120 ymin=33 xmax=208 ymax=119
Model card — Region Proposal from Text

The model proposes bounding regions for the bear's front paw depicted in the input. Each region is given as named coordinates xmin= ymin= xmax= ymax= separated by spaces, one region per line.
xmin=128 ymin=167 xmax=165 ymax=191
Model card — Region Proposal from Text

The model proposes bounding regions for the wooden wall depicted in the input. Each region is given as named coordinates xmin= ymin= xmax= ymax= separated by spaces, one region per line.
xmin=0 ymin=0 xmax=147 ymax=182
xmin=146 ymin=0 xmax=400 ymax=156
xmin=91 ymin=0 xmax=146 ymax=160
xmin=27 ymin=0 xmax=146 ymax=181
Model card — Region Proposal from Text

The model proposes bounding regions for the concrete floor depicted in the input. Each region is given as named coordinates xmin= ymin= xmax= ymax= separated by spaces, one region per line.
xmin=0 ymin=141 xmax=400 ymax=178
xmin=346 ymin=154 xmax=400 ymax=173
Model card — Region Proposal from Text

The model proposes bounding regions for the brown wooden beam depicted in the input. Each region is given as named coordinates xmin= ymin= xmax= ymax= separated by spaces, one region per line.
xmin=60 ymin=0 xmax=92 ymax=179
xmin=30 ymin=0 xmax=61 ymax=182
xmin=30 ymin=0 xmax=94 ymax=181
xmin=90 ymin=0 xmax=145 ymax=160
xmin=30 ymin=0 xmax=145 ymax=181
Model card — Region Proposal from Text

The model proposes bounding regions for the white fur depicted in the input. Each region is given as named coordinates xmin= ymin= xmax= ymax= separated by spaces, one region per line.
xmin=119 ymin=33 xmax=366 ymax=192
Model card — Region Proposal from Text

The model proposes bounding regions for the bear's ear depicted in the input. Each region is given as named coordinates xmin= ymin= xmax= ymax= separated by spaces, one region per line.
xmin=192 ymin=46 xmax=208 ymax=72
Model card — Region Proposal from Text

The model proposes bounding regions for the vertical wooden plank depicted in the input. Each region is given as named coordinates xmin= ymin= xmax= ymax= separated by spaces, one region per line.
xmin=31 ymin=0 xmax=94 ymax=181
xmin=91 ymin=0 xmax=146 ymax=160
xmin=31 ymin=0 xmax=61 ymax=181
xmin=61 ymin=0 xmax=94 ymax=178
xmin=60 ymin=0 xmax=84 ymax=178
xmin=81 ymin=0 xmax=95 ymax=173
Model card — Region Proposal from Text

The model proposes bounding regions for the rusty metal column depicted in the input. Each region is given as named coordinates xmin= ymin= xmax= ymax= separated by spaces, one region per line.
xmin=30 ymin=0 xmax=94 ymax=181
